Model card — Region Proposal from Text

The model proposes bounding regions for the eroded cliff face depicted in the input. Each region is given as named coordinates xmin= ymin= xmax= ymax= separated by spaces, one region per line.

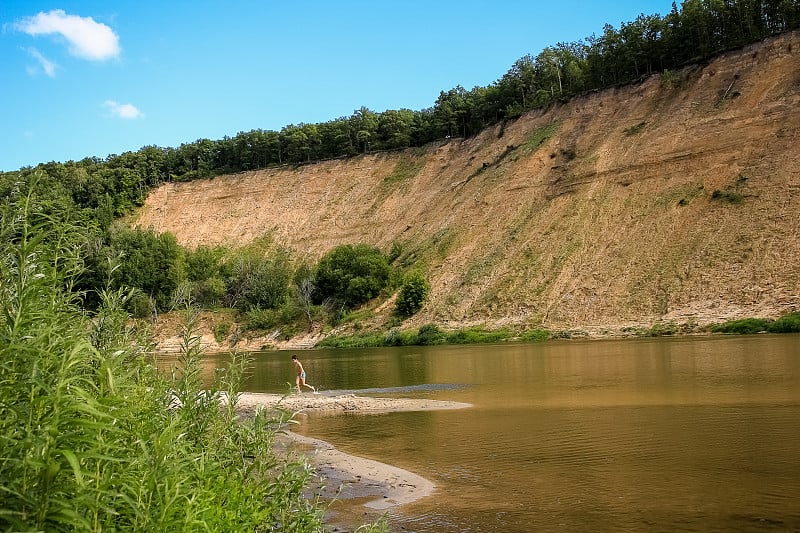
xmin=136 ymin=31 xmax=800 ymax=333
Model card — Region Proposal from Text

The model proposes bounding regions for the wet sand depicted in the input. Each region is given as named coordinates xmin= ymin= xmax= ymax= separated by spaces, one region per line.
xmin=236 ymin=391 xmax=470 ymax=416
xmin=236 ymin=392 xmax=471 ymax=511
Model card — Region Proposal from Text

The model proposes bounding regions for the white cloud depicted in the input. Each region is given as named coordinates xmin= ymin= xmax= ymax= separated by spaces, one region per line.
xmin=26 ymin=47 xmax=58 ymax=77
xmin=103 ymin=100 xmax=143 ymax=120
xmin=15 ymin=9 xmax=120 ymax=61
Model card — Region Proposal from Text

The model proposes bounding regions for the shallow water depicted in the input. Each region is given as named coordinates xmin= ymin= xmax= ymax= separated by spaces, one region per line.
xmin=185 ymin=334 xmax=800 ymax=532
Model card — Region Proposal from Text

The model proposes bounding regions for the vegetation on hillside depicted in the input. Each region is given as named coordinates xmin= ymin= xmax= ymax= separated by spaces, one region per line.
xmin=318 ymin=312 xmax=800 ymax=348
xmin=709 ymin=313 xmax=800 ymax=334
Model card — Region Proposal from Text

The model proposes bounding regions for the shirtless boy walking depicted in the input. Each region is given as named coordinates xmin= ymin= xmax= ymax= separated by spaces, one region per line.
xmin=291 ymin=354 xmax=316 ymax=394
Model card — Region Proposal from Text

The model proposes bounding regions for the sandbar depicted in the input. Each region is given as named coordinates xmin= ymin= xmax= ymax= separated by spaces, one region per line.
xmin=235 ymin=392 xmax=471 ymax=511
xmin=236 ymin=391 xmax=471 ymax=416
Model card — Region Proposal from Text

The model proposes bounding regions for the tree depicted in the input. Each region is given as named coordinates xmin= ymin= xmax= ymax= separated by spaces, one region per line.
xmin=349 ymin=107 xmax=379 ymax=153
xmin=281 ymin=124 xmax=309 ymax=163
xmin=377 ymin=109 xmax=416 ymax=149
xmin=226 ymin=248 xmax=292 ymax=310
xmin=395 ymin=270 xmax=430 ymax=318
xmin=314 ymin=244 xmax=391 ymax=309
xmin=499 ymin=55 xmax=538 ymax=111
xmin=294 ymin=277 xmax=317 ymax=330
xmin=108 ymin=227 xmax=185 ymax=310
xmin=185 ymin=245 xmax=227 ymax=308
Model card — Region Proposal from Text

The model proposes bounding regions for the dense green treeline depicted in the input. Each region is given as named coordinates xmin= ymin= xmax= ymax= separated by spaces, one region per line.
xmin=2 ymin=1 xmax=798 ymax=210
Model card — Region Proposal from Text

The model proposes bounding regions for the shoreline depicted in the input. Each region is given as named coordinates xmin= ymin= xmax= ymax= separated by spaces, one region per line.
xmin=236 ymin=392 xmax=471 ymax=511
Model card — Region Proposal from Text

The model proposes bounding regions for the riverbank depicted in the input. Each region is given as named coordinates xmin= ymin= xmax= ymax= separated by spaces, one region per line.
xmin=148 ymin=308 xmax=800 ymax=355
xmin=236 ymin=392 xmax=471 ymax=516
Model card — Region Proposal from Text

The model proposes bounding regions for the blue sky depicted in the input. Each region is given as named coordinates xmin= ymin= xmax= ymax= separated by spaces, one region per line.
xmin=1 ymin=1 xmax=674 ymax=172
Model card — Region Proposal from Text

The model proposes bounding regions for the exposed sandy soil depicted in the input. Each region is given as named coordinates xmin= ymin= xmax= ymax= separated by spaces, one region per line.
xmin=135 ymin=32 xmax=800 ymax=349
xmin=235 ymin=392 xmax=471 ymax=516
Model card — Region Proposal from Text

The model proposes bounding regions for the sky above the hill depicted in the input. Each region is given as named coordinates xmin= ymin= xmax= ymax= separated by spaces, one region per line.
xmin=1 ymin=1 xmax=674 ymax=171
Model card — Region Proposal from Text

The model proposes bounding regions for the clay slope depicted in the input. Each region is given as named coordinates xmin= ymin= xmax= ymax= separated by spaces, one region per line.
xmin=135 ymin=31 xmax=800 ymax=333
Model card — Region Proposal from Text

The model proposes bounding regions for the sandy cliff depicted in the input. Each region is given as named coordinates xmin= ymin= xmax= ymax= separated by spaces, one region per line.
xmin=135 ymin=31 xmax=799 ymax=337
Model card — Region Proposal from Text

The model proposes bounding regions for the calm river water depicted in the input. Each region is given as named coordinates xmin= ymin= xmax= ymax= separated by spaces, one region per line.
xmin=196 ymin=334 xmax=800 ymax=532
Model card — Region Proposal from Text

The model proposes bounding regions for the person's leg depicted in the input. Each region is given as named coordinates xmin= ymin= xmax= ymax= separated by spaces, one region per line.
xmin=300 ymin=374 xmax=315 ymax=392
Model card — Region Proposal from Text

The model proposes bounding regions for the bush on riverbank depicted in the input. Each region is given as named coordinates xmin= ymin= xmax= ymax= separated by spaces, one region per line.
xmin=316 ymin=312 xmax=800 ymax=349
xmin=318 ymin=324 xmax=522 ymax=348
xmin=710 ymin=312 xmax=800 ymax=334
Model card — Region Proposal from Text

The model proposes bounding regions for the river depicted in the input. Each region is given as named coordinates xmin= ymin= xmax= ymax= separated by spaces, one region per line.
xmin=190 ymin=334 xmax=800 ymax=532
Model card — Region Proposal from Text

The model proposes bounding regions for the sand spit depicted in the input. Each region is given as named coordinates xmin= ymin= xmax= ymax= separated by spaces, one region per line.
xmin=236 ymin=392 xmax=471 ymax=511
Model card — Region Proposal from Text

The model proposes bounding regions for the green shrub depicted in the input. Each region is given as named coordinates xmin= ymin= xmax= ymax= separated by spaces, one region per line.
xmin=711 ymin=189 xmax=744 ymax=204
xmin=395 ymin=270 xmax=431 ymax=318
xmin=191 ymin=276 xmax=226 ymax=307
xmin=520 ymin=328 xmax=550 ymax=342
xmin=227 ymin=248 xmax=292 ymax=310
xmin=245 ymin=307 xmax=282 ymax=331
xmin=417 ymin=323 xmax=446 ymax=345
xmin=445 ymin=327 xmax=513 ymax=344
xmin=661 ymin=69 xmax=686 ymax=89
xmin=623 ymin=121 xmax=648 ymax=135
xmin=768 ymin=312 xmax=800 ymax=333
xmin=213 ymin=321 xmax=231 ymax=343
xmin=384 ymin=328 xmax=420 ymax=346
xmin=128 ymin=290 xmax=154 ymax=319
xmin=186 ymin=245 xmax=226 ymax=281
xmin=319 ymin=324 xmax=520 ymax=348
xmin=710 ymin=318 xmax=772 ymax=334
xmin=317 ymin=332 xmax=387 ymax=348
xmin=107 ymin=226 xmax=185 ymax=311
xmin=647 ymin=322 xmax=679 ymax=336
xmin=388 ymin=241 xmax=403 ymax=263
xmin=315 ymin=244 xmax=391 ymax=309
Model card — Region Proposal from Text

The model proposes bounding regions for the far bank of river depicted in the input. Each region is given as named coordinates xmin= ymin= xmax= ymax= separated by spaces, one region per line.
xmin=151 ymin=310 xmax=800 ymax=355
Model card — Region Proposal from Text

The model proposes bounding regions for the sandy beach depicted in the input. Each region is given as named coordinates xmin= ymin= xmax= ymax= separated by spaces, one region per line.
xmin=235 ymin=392 xmax=471 ymax=512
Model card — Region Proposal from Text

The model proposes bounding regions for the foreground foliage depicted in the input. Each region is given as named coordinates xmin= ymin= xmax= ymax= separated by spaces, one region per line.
xmin=0 ymin=198 xmax=361 ymax=532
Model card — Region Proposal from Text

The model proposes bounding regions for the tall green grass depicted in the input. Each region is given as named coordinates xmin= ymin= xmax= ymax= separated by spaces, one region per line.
xmin=0 ymin=195 xmax=385 ymax=531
